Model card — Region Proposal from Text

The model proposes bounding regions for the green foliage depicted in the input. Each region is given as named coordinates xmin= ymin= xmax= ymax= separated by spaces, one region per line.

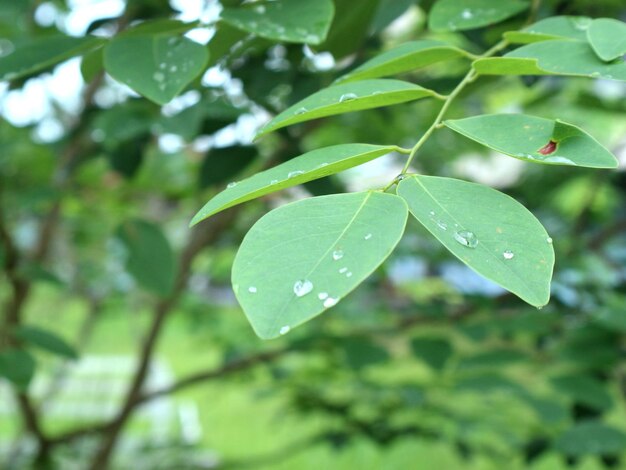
xmin=0 ymin=349 xmax=35 ymax=390
xmin=13 ymin=326 xmax=78 ymax=360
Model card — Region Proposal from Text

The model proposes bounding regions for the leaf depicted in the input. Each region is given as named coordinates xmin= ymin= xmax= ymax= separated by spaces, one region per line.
xmin=587 ymin=18 xmax=626 ymax=62
xmin=0 ymin=349 xmax=35 ymax=390
xmin=444 ymin=114 xmax=618 ymax=169
xmin=410 ymin=336 xmax=453 ymax=370
xmin=116 ymin=219 xmax=177 ymax=296
xmin=80 ymin=46 xmax=104 ymax=83
xmin=199 ymin=145 xmax=258 ymax=189
xmin=473 ymin=40 xmax=626 ymax=82
xmin=231 ymin=191 xmax=408 ymax=339
xmin=550 ymin=375 xmax=613 ymax=411
xmin=191 ymin=143 xmax=398 ymax=225
xmin=458 ymin=348 xmax=527 ymax=370
xmin=504 ymin=16 xmax=592 ymax=44
xmin=428 ymin=0 xmax=528 ymax=32
xmin=13 ymin=326 xmax=78 ymax=360
xmin=397 ymin=175 xmax=554 ymax=307
xmin=340 ymin=337 xmax=390 ymax=370
xmin=335 ymin=40 xmax=473 ymax=84
xmin=104 ymin=32 xmax=209 ymax=105
xmin=318 ymin=0 xmax=380 ymax=59
xmin=0 ymin=34 xmax=104 ymax=81
xmin=555 ymin=422 xmax=626 ymax=456
xmin=255 ymin=79 xmax=442 ymax=139
xmin=221 ymin=0 xmax=334 ymax=45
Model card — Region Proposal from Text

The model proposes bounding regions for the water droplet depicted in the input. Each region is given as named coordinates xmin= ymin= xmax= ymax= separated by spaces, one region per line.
xmin=248 ymin=286 xmax=257 ymax=293
xmin=502 ymin=250 xmax=515 ymax=260
xmin=453 ymin=230 xmax=478 ymax=248
xmin=270 ymin=179 xmax=279 ymax=185
xmin=572 ymin=16 xmax=592 ymax=31
xmin=317 ymin=162 xmax=329 ymax=168
xmin=0 ymin=39 xmax=15 ymax=58
xmin=159 ymin=63 xmax=166 ymax=70
xmin=346 ymin=272 xmax=352 ymax=278
xmin=295 ymin=107 xmax=308 ymax=115
xmin=153 ymin=72 xmax=165 ymax=82
xmin=436 ymin=220 xmax=448 ymax=231
xmin=429 ymin=211 xmax=435 ymax=216
xmin=339 ymin=93 xmax=357 ymax=103
xmin=364 ymin=233 xmax=372 ymax=240
xmin=169 ymin=65 xmax=178 ymax=73
xmin=332 ymin=250 xmax=344 ymax=261
xmin=461 ymin=9 xmax=473 ymax=19
xmin=279 ymin=325 xmax=290 ymax=335
xmin=227 ymin=181 xmax=238 ymax=188
xmin=323 ymin=297 xmax=339 ymax=308
xmin=255 ymin=5 xmax=266 ymax=13
xmin=318 ymin=292 xmax=328 ymax=300
xmin=546 ymin=237 xmax=553 ymax=244
xmin=543 ymin=155 xmax=575 ymax=165
xmin=339 ymin=267 xmax=348 ymax=274
xmin=288 ymin=170 xmax=304 ymax=178
xmin=293 ymin=279 xmax=313 ymax=297
xmin=590 ymin=71 xmax=601 ymax=78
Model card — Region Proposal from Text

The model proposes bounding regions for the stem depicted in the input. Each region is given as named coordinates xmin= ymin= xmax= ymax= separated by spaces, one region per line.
xmin=399 ymin=39 xmax=509 ymax=175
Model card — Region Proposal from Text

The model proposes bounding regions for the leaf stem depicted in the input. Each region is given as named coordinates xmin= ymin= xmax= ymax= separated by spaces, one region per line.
xmin=398 ymin=39 xmax=510 ymax=176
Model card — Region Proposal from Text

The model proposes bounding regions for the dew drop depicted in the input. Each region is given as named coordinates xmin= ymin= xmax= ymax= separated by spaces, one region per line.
xmin=339 ymin=267 xmax=348 ymax=274
xmin=502 ymin=250 xmax=515 ymax=260
xmin=317 ymin=162 xmax=329 ymax=168
xmin=364 ymin=233 xmax=372 ymax=240
xmin=429 ymin=210 xmax=435 ymax=216
xmin=293 ymin=279 xmax=313 ymax=297
xmin=288 ymin=170 xmax=304 ymax=178
xmin=346 ymin=272 xmax=352 ymax=278
xmin=332 ymin=250 xmax=344 ymax=261
xmin=461 ymin=9 xmax=473 ymax=19
xmin=255 ymin=5 xmax=266 ymax=13
xmin=295 ymin=107 xmax=308 ymax=115
xmin=248 ymin=286 xmax=257 ymax=293
xmin=339 ymin=93 xmax=357 ymax=103
xmin=546 ymin=236 xmax=553 ymax=244
xmin=153 ymin=72 xmax=165 ymax=82
xmin=323 ymin=297 xmax=339 ymax=308
xmin=227 ymin=181 xmax=238 ymax=188
xmin=279 ymin=325 xmax=290 ymax=335
xmin=453 ymin=230 xmax=478 ymax=248
xmin=270 ymin=179 xmax=279 ymax=185
xmin=436 ymin=220 xmax=448 ymax=231
xmin=318 ymin=292 xmax=329 ymax=300
xmin=590 ymin=71 xmax=601 ymax=78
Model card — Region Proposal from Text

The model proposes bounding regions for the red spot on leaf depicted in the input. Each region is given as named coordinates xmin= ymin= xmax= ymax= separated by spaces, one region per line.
xmin=538 ymin=140 xmax=557 ymax=155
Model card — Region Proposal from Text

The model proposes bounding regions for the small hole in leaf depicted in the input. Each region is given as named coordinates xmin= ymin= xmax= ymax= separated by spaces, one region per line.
xmin=538 ymin=140 xmax=557 ymax=155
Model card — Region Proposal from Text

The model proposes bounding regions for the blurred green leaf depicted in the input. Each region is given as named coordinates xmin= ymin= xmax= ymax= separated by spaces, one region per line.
xmin=191 ymin=143 xmax=398 ymax=225
xmin=0 ymin=349 xmax=35 ymax=390
xmin=444 ymin=114 xmax=618 ymax=168
xmin=0 ymin=35 xmax=104 ymax=81
xmin=397 ymin=176 xmax=554 ymax=307
xmin=199 ymin=145 xmax=257 ymax=188
xmin=80 ymin=45 xmax=104 ymax=83
xmin=340 ymin=337 xmax=390 ymax=370
xmin=458 ymin=348 xmax=527 ymax=370
xmin=13 ymin=326 xmax=78 ymax=359
xmin=116 ymin=219 xmax=177 ymax=296
xmin=231 ymin=191 xmax=407 ymax=339
xmin=410 ymin=336 xmax=453 ymax=370
xmin=221 ymin=0 xmax=334 ymax=45
xmin=104 ymin=32 xmax=209 ymax=105
xmin=256 ymin=79 xmax=442 ymax=138
xmin=318 ymin=0 xmax=379 ymax=59
xmin=550 ymin=374 xmax=613 ymax=411
xmin=504 ymin=16 xmax=590 ymax=43
xmin=428 ymin=0 xmax=528 ymax=32
xmin=555 ymin=421 xmax=626 ymax=456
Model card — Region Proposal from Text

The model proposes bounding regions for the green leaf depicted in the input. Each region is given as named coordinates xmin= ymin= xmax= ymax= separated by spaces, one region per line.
xmin=555 ymin=422 xmax=626 ymax=456
xmin=255 ymin=79 xmax=442 ymax=139
xmin=504 ymin=16 xmax=591 ymax=44
xmin=221 ymin=0 xmax=334 ymax=45
xmin=473 ymin=40 xmax=626 ymax=82
xmin=410 ymin=336 xmax=453 ymax=370
xmin=116 ymin=219 xmax=177 ymax=296
xmin=397 ymin=176 xmax=554 ymax=307
xmin=335 ymin=40 xmax=473 ymax=84
xmin=191 ymin=143 xmax=398 ymax=225
xmin=587 ymin=18 xmax=626 ymax=62
xmin=550 ymin=375 xmax=613 ymax=411
xmin=340 ymin=337 xmax=390 ymax=370
xmin=13 ymin=326 xmax=78 ymax=360
xmin=458 ymin=348 xmax=527 ymax=370
xmin=231 ymin=191 xmax=408 ymax=339
xmin=0 ymin=34 xmax=104 ymax=81
xmin=80 ymin=46 xmax=104 ymax=83
xmin=0 ymin=349 xmax=35 ymax=390
xmin=444 ymin=114 xmax=618 ymax=169
xmin=428 ymin=0 xmax=528 ymax=32
xmin=104 ymin=33 xmax=209 ymax=105
xmin=199 ymin=145 xmax=258 ymax=189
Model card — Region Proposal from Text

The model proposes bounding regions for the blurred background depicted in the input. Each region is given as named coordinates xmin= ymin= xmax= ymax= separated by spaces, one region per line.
xmin=1 ymin=0 xmax=626 ymax=469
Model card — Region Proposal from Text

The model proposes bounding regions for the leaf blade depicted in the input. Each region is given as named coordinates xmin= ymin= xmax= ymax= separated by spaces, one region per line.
xmin=232 ymin=191 xmax=408 ymax=339
xmin=428 ymin=0 xmax=528 ymax=32
xmin=255 ymin=79 xmax=442 ymax=138
xmin=191 ymin=143 xmax=399 ymax=225
xmin=444 ymin=114 xmax=618 ymax=169
xmin=13 ymin=326 xmax=78 ymax=360
xmin=587 ymin=18 xmax=626 ymax=62
xmin=397 ymin=175 xmax=554 ymax=307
